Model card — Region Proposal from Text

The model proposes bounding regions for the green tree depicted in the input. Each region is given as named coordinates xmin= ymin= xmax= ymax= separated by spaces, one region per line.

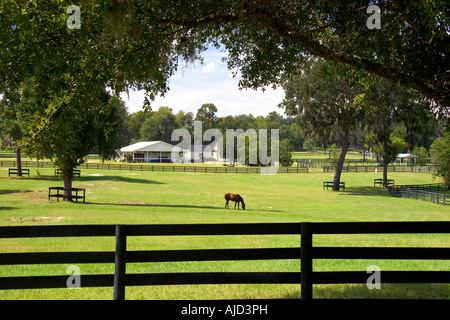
xmin=302 ymin=137 xmax=317 ymax=152
xmin=279 ymin=139 xmax=293 ymax=167
xmin=391 ymin=135 xmax=408 ymax=156
xmin=95 ymin=96 xmax=129 ymax=161
xmin=140 ymin=107 xmax=177 ymax=143
xmin=362 ymin=76 xmax=427 ymax=186
xmin=288 ymin=122 xmax=304 ymax=151
xmin=175 ymin=110 xmax=194 ymax=133
xmin=328 ymin=144 xmax=340 ymax=165
xmin=2 ymin=1 xmax=448 ymax=117
xmin=414 ymin=146 xmax=430 ymax=166
xmin=195 ymin=103 xmax=218 ymax=131
xmin=128 ymin=111 xmax=149 ymax=143
xmin=280 ymin=59 xmax=365 ymax=191
xmin=18 ymin=80 xmax=125 ymax=201
xmin=430 ymin=131 xmax=450 ymax=188
xmin=394 ymin=96 xmax=437 ymax=153
xmin=0 ymin=79 xmax=37 ymax=177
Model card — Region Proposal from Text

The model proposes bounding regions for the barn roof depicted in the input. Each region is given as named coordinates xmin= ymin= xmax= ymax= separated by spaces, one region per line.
xmin=120 ymin=141 xmax=183 ymax=152
xmin=396 ymin=153 xmax=417 ymax=158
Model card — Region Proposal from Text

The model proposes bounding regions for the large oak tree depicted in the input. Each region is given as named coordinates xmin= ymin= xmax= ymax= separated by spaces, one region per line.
xmin=280 ymin=59 xmax=365 ymax=190
xmin=1 ymin=1 xmax=448 ymax=110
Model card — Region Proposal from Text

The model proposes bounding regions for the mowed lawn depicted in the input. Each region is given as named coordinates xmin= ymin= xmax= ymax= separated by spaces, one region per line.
xmin=0 ymin=167 xmax=449 ymax=299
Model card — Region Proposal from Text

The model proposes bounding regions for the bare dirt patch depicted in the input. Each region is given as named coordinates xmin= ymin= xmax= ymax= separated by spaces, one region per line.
xmin=77 ymin=183 xmax=97 ymax=189
xmin=120 ymin=200 xmax=163 ymax=206
xmin=11 ymin=190 xmax=47 ymax=203
xmin=10 ymin=216 xmax=69 ymax=222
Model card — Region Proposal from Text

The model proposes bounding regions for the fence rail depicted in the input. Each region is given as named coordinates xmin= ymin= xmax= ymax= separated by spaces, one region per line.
xmin=0 ymin=160 xmax=308 ymax=173
xmin=323 ymin=165 xmax=438 ymax=173
xmin=389 ymin=188 xmax=450 ymax=205
xmin=388 ymin=183 xmax=449 ymax=205
xmin=0 ymin=222 xmax=449 ymax=300
xmin=391 ymin=183 xmax=446 ymax=192
xmin=1 ymin=160 xmax=439 ymax=174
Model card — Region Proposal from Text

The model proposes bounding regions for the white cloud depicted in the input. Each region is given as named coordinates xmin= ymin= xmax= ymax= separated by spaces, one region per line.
xmin=122 ymin=47 xmax=286 ymax=117
xmin=201 ymin=62 xmax=216 ymax=73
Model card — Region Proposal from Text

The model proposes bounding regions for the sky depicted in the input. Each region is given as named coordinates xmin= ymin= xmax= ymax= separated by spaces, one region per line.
xmin=120 ymin=47 xmax=286 ymax=118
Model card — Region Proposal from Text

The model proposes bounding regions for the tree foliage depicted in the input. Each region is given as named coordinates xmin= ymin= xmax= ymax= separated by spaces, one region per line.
xmin=1 ymin=1 xmax=447 ymax=189
xmin=195 ymin=103 xmax=218 ymax=131
xmin=280 ymin=59 xmax=365 ymax=190
xmin=140 ymin=106 xmax=178 ymax=142
xmin=1 ymin=1 xmax=448 ymax=114
xmin=430 ymin=130 xmax=450 ymax=188
xmin=360 ymin=73 xmax=436 ymax=186
xmin=279 ymin=139 xmax=294 ymax=167
xmin=4 ymin=78 xmax=125 ymax=200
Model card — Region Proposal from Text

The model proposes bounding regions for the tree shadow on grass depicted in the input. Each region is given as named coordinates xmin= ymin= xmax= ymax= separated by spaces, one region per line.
xmin=310 ymin=283 xmax=450 ymax=300
xmin=85 ymin=201 xmax=283 ymax=213
xmin=88 ymin=201 xmax=218 ymax=210
xmin=339 ymin=186 xmax=391 ymax=198
xmin=281 ymin=283 xmax=449 ymax=299
xmin=0 ymin=206 xmax=15 ymax=211
xmin=80 ymin=174 xmax=165 ymax=184
xmin=28 ymin=174 xmax=165 ymax=185
xmin=0 ymin=189 xmax=33 ymax=196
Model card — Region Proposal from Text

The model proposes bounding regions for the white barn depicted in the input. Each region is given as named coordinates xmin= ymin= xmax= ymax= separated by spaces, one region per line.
xmin=396 ymin=153 xmax=418 ymax=166
xmin=119 ymin=141 xmax=184 ymax=163
xmin=186 ymin=144 xmax=223 ymax=163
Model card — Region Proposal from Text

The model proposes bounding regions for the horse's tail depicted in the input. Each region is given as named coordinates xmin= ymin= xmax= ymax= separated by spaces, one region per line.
xmin=240 ymin=196 xmax=245 ymax=210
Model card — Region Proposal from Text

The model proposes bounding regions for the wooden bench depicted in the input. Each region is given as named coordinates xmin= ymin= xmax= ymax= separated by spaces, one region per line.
xmin=8 ymin=168 xmax=29 ymax=178
xmin=374 ymin=178 xmax=394 ymax=187
xmin=323 ymin=181 xmax=345 ymax=191
xmin=48 ymin=187 xmax=86 ymax=203
xmin=54 ymin=169 xmax=81 ymax=178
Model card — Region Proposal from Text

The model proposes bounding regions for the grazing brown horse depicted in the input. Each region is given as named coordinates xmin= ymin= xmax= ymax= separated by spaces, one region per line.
xmin=225 ymin=193 xmax=245 ymax=210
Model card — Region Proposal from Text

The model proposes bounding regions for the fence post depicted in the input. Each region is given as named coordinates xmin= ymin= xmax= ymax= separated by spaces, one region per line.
xmin=113 ymin=224 xmax=127 ymax=300
xmin=301 ymin=222 xmax=313 ymax=300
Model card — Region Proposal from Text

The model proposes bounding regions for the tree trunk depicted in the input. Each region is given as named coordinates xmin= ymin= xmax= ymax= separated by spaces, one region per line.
xmin=333 ymin=129 xmax=349 ymax=191
xmin=383 ymin=162 xmax=388 ymax=188
xmin=16 ymin=146 xmax=22 ymax=177
xmin=63 ymin=168 xmax=73 ymax=202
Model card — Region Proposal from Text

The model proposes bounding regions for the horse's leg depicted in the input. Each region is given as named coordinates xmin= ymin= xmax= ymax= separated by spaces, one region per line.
xmin=225 ymin=200 xmax=229 ymax=209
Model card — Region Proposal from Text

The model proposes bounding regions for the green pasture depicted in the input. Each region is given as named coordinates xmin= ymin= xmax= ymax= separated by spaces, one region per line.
xmin=0 ymin=167 xmax=448 ymax=300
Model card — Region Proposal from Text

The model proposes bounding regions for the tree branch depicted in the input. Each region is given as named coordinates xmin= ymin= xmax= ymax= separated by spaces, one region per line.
xmin=153 ymin=5 xmax=447 ymax=107
xmin=258 ymin=12 xmax=447 ymax=107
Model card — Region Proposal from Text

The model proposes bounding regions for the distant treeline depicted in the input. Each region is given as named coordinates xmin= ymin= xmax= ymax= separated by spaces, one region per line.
xmin=2 ymin=102 xmax=444 ymax=160
xmin=119 ymin=103 xmax=444 ymax=155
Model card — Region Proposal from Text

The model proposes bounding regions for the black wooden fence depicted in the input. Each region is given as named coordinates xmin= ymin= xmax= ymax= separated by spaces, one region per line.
xmin=390 ymin=183 xmax=447 ymax=192
xmin=0 ymin=222 xmax=449 ymax=300
xmin=323 ymin=165 xmax=438 ymax=173
xmin=388 ymin=183 xmax=449 ymax=206
xmin=1 ymin=160 xmax=440 ymax=174
xmin=0 ymin=160 xmax=308 ymax=173
xmin=389 ymin=189 xmax=450 ymax=205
